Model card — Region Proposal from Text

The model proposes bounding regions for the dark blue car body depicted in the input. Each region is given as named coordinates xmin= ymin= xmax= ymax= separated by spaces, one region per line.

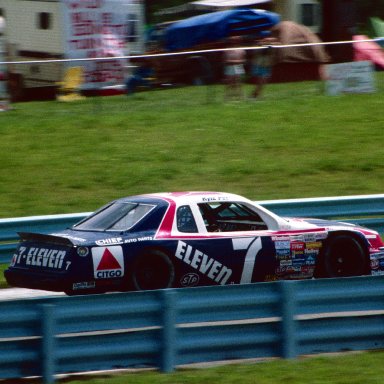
xmin=5 ymin=192 xmax=384 ymax=295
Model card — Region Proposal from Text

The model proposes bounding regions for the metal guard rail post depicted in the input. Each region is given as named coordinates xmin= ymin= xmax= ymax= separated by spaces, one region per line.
xmin=1 ymin=276 xmax=384 ymax=382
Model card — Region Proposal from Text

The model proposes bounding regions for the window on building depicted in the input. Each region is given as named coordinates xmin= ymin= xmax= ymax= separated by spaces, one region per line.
xmin=126 ymin=13 xmax=139 ymax=43
xmin=37 ymin=12 xmax=52 ymax=30
xmin=300 ymin=3 xmax=318 ymax=27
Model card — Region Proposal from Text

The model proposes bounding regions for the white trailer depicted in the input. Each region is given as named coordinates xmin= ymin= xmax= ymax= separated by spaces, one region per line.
xmin=0 ymin=0 xmax=145 ymax=100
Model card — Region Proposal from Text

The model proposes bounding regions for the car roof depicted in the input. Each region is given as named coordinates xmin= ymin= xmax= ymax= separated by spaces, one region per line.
xmin=117 ymin=191 xmax=252 ymax=205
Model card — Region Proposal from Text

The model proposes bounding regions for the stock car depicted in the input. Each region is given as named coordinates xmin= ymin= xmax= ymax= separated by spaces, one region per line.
xmin=5 ymin=192 xmax=384 ymax=295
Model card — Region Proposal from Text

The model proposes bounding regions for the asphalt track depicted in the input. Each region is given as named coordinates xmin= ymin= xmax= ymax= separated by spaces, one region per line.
xmin=0 ymin=287 xmax=64 ymax=300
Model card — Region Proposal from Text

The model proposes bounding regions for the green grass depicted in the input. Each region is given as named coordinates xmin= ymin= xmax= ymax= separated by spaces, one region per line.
xmin=1 ymin=76 xmax=383 ymax=218
xmin=55 ymin=351 xmax=384 ymax=383
xmin=0 ymin=264 xmax=7 ymax=288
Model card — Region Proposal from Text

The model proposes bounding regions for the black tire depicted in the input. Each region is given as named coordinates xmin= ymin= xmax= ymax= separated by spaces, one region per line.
xmin=319 ymin=235 xmax=368 ymax=278
xmin=132 ymin=250 xmax=175 ymax=291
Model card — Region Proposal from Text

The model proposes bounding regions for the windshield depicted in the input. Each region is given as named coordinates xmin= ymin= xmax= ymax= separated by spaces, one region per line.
xmin=73 ymin=202 xmax=156 ymax=231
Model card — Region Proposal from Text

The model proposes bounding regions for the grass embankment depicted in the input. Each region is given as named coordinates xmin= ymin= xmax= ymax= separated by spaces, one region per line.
xmin=57 ymin=351 xmax=384 ymax=383
xmin=1 ymin=77 xmax=383 ymax=218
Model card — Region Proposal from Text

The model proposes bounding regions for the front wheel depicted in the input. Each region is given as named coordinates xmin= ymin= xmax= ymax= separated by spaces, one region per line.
xmin=319 ymin=235 xmax=368 ymax=278
xmin=131 ymin=250 xmax=175 ymax=291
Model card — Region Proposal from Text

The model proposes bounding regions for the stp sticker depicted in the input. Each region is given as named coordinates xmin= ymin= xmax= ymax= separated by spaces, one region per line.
xmin=92 ymin=246 xmax=124 ymax=279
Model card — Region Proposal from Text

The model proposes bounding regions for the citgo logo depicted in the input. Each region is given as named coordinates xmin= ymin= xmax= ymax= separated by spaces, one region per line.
xmin=92 ymin=246 xmax=124 ymax=279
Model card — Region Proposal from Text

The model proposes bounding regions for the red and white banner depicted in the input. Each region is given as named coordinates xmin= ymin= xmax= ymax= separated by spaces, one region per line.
xmin=60 ymin=0 xmax=144 ymax=90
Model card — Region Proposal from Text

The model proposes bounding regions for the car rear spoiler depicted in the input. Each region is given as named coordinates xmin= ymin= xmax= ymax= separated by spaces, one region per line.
xmin=18 ymin=232 xmax=74 ymax=247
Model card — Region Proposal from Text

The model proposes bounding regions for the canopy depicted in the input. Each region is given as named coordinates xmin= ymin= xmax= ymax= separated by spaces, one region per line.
xmin=155 ymin=0 xmax=271 ymax=16
xmin=165 ymin=8 xmax=280 ymax=51
xmin=191 ymin=0 xmax=271 ymax=10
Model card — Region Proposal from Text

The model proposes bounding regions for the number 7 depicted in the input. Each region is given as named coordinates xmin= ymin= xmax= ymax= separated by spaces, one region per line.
xmin=232 ymin=237 xmax=262 ymax=284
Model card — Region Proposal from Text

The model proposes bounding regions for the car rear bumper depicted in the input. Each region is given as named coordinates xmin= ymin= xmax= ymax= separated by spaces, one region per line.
xmin=4 ymin=268 xmax=70 ymax=292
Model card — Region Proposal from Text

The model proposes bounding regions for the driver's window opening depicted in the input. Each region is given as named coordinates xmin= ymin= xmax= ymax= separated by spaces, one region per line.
xmin=198 ymin=202 xmax=268 ymax=232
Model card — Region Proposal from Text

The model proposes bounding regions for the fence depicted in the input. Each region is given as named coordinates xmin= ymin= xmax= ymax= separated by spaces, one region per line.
xmin=1 ymin=38 xmax=384 ymax=103
xmin=1 ymin=276 xmax=384 ymax=383
xmin=1 ymin=194 xmax=384 ymax=265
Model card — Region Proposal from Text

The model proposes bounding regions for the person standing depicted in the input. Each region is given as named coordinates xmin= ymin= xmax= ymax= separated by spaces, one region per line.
xmin=224 ymin=35 xmax=246 ymax=101
xmin=250 ymin=38 xmax=278 ymax=99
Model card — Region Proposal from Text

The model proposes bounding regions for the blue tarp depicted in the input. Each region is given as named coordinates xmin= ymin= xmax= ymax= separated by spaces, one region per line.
xmin=164 ymin=8 xmax=280 ymax=51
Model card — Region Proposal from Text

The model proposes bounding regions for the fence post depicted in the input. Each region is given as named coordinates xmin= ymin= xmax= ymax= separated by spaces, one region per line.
xmin=41 ymin=304 xmax=56 ymax=384
xmin=160 ymin=289 xmax=177 ymax=373
xmin=279 ymin=281 xmax=297 ymax=359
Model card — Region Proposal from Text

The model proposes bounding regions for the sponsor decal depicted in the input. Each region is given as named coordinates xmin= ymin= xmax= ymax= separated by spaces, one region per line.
xmin=272 ymin=236 xmax=290 ymax=242
xmin=291 ymin=242 xmax=305 ymax=252
xmin=317 ymin=232 xmax=328 ymax=240
xmin=292 ymin=258 xmax=305 ymax=265
xmin=370 ymin=259 xmax=379 ymax=270
xmin=276 ymin=248 xmax=291 ymax=258
xmin=73 ymin=281 xmax=96 ymax=290
xmin=180 ymin=273 xmax=200 ymax=287
xmin=371 ymin=270 xmax=384 ymax=276
xmin=306 ymin=241 xmax=322 ymax=250
xmin=301 ymin=265 xmax=315 ymax=276
xmin=124 ymin=236 xmax=153 ymax=244
xmin=96 ymin=237 xmax=123 ymax=246
xmin=12 ymin=246 xmax=70 ymax=270
xmin=305 ymin=249 xmax=319 ymax=255
xmin=305 ymin=255 xmax=316 ymax=265
xmin=303 ymin=234 xmax=317 ymax=242
xmin=274 ymin=241 xmax=290 ymax=249
xmin=202 ymin=196 xmax=229 ymax=202
xmin=77 ymin=247 xmax=89 ymax=257
xmin=92 ymin=246 xmax=124 ymax=279
xmin=175 ymin=241 xmax=232 ymax=285
xmin=51 ymin=233 xmax=87 ymax=242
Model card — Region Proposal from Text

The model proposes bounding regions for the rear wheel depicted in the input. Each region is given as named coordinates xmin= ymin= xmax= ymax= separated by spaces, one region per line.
xmin=319 ymin=235 xmax=368 ymax=277
xmin=132 ymin=250 xmax=175 ymax=291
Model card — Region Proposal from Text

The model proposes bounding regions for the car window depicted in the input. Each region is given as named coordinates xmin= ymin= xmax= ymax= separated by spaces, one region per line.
xmin=177 ymin=205 xmax=198 ymax=233
xmin=73 ymin=202 xmax=155 ymax=231
xmin=198 ymin=202 xmax=268 ymax=232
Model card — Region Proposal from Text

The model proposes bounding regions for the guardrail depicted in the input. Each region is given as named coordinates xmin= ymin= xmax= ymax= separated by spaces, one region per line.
xmin=1 ymin=276 xmax=384 ymax=383
xmin=1 ymin=194 xmax=384 ymax=264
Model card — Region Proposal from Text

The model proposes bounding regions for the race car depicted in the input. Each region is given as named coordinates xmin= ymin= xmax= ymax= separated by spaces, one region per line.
xmin=5 ymin=192 xmax=384 ymax=295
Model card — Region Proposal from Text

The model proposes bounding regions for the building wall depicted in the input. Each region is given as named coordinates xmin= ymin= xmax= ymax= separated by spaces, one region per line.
xmin=0 ymin=0 xmax=63 ymax=55
xmin=273 ymin=0 xmax=321 ymax=33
